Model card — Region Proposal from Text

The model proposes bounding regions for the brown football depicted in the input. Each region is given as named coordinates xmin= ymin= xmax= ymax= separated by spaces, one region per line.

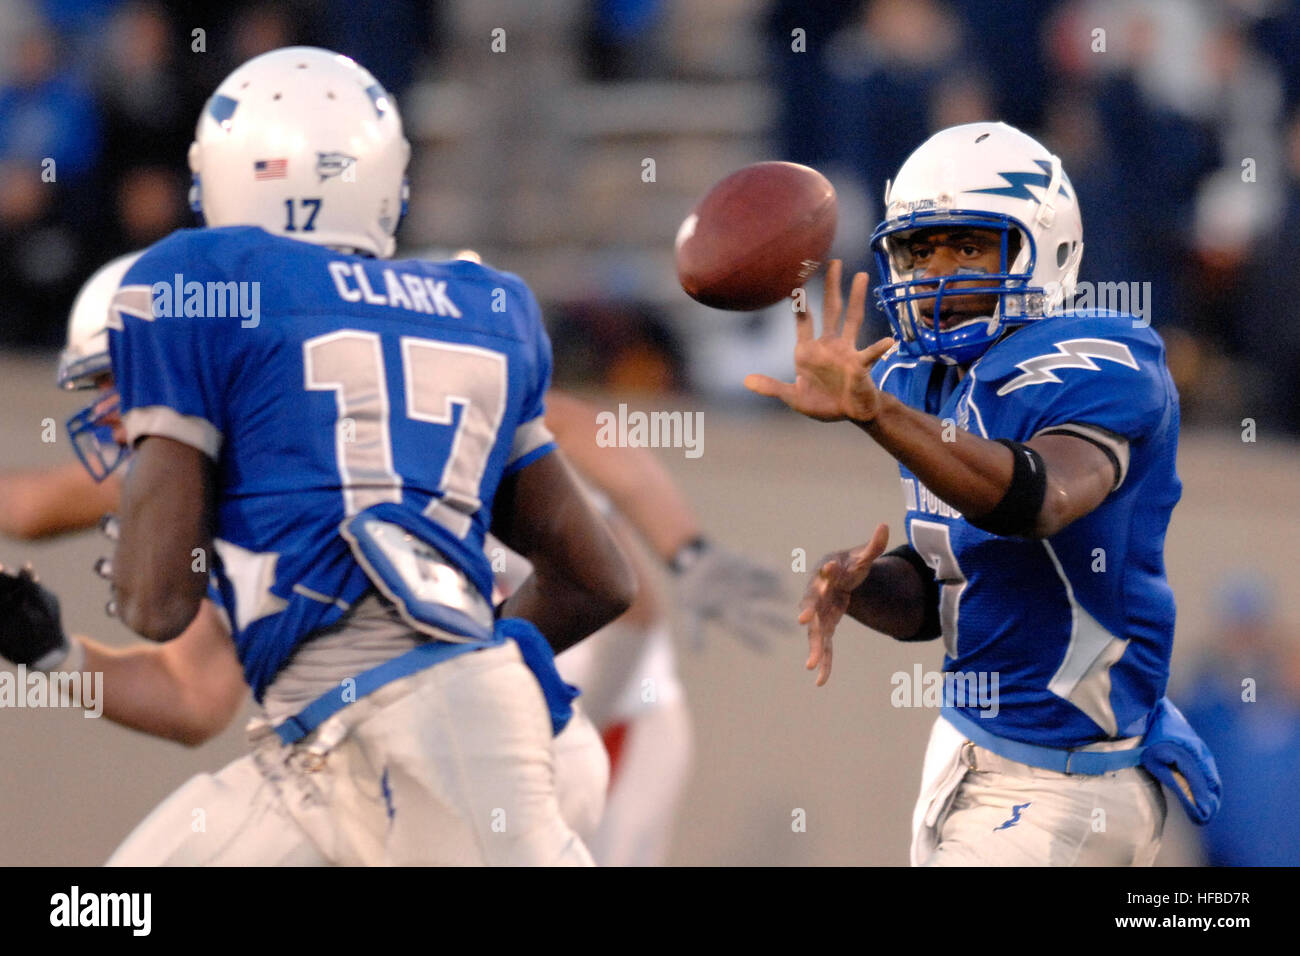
xmin=675 ymin=161 xmax=837 ymax=311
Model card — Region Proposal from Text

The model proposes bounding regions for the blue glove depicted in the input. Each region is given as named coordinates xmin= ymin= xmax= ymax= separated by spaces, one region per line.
xmin=1140 ymin=696 xmax=1222 ymax=825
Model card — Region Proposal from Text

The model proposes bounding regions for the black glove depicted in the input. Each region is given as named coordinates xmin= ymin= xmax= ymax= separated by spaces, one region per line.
xmin=0 ymin=563 xmax=68 ymax=668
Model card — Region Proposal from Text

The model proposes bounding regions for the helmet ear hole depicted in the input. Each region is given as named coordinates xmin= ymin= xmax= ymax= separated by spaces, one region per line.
xmin=1057 ymin=241 xmax=1069 ymax=268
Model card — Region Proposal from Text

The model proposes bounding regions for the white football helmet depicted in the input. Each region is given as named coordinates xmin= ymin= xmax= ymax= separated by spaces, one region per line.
xmin=58 ymin=251 xmax=141 ymax=390
xmin=870 ymin=121 xmax=1084 ymax=365
xmin=58 ymin=251 xmax=143 ymax=480
xmin=189 ymin=46 xmax=410 ymax=258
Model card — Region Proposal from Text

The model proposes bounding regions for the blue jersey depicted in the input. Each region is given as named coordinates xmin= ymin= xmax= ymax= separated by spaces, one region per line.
xmin=870 ymin=312 xmax=1182 ymax=748
xmin=108 ymin=226 xmax=556 ymax=699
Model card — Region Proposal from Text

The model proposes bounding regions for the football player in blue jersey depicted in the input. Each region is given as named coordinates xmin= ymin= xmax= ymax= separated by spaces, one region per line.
xmin=747 ymin=121 xmax=1219 ymax=865
xmin=1 ymin=248 xmax=788 ymax=865
xmin=67 ymin=47 xmax=636 ymax=866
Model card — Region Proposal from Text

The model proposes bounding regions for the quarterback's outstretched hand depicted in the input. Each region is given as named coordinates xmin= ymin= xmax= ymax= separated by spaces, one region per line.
xmin=0 ymin=563 xmax=69 ymax=668
xmin=799 ymin=523 xmax=890 ymax=686
xmin=676 ymin=540 xmax=791 ymax=652
xmin=744 ymin=260 xmax=895 ymax=423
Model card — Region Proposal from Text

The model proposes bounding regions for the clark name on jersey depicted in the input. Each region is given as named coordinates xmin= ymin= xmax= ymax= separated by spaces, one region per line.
xmin=108 ymin=225 xmax=557 ymax=698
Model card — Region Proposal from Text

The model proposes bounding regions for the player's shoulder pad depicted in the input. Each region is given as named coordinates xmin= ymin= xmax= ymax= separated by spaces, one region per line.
xmin=122 ymin=225 xmax=278 ymax=287
xmin=112 ymin=226 xmax=286 ymax=332
xmin=458 ymin=259 xmax=536 ymax=305
xmin=450 ymin=260 xmax=546 ymax=340
xmin=974 ymin=310 xmax=1169 ymax=399
xmin=870 ymin=339 xmax=937 ymax=393
xmin=121 ymin=228 xmax=197 ymax=287
xmin=405 ymin=256 xmax=539 ymax=308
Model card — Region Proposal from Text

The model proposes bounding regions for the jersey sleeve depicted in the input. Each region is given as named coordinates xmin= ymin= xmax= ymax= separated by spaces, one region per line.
xmin=107 ymin=232 xmax=236 ymax=460
xmin=503 ymin=279 xmax=556 ymax=475
xmin=978 ymin=329 xmax=1174 ymax=453
xmin=870 ymin=342 xmax=906 ymax=392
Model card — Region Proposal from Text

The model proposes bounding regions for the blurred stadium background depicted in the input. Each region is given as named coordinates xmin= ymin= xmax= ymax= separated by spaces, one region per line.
xmin=1 ymin=0 xmax=1298 ymax=866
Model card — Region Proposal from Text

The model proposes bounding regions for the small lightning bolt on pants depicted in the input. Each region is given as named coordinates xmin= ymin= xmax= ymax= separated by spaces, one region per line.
xmin=106 ymin=641 xmax=594 ymax=866
xmin=911 ymin=715 xmax=1166 ymax=866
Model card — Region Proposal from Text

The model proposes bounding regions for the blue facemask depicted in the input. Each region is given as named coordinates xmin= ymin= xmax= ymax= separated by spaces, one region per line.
xmin=67 ymin=389 xmax=130 ymax=482
xmin=871 ymin=209 xmax=1039 ymax=366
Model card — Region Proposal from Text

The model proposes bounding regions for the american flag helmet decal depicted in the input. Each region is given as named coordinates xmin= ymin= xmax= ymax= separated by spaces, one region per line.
xmin=254 ymin=159 xmax=288 ymax=180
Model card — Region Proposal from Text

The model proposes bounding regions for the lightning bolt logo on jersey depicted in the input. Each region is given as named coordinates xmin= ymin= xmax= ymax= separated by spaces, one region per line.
xmin=108 ymin=226 xmax=557 ymax=698
xmin=871 ymin=310 xmax=1181 ymax=748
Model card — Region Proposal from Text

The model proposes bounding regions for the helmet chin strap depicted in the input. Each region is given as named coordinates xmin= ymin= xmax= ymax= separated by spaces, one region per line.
xmin=1035 ymin=155 xmax=1064 ymax=229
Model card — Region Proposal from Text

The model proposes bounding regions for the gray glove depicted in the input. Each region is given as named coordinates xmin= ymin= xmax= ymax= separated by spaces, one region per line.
xmin=673 ymin=538 xmax=792 ymax=652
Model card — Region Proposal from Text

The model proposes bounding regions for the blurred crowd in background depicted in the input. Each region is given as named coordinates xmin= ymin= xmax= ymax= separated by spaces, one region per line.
xmin=0 ymin=0 xmax=443 ymax=347
xmin=768 ymin=0 xmax=1300 ymax=434
xmin=4 ymin=0 xmax=1300 ymax=432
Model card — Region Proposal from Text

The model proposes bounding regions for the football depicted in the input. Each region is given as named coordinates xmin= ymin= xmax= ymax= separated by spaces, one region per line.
xmin=675 ymin=161 xmax=837 ymax=311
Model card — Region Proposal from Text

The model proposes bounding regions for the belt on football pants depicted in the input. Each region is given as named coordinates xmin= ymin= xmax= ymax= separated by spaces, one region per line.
xmin=941 ymin=706 xmax=1145 ymax=775
xmin=272 ymin=634 xmax=504 ymax=745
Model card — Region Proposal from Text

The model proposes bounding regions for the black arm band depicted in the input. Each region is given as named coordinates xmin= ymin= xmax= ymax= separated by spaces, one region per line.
xmin=882 ymin=544 xmax=942 ymax=642
xmin=966 ymin=438 xmax=1048 ymax=537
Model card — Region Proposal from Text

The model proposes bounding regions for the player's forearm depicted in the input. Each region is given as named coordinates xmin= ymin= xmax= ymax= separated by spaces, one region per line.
xmin=78 ymin=638 xmax=220 ymax=745
xmin=75 ymin=600 xmax=246 ymax=745
xmin=545 ymin=392 xmax=701 ymax=559
xmin=0 ymin=465 xmax=120 ymax=540
xmin=856 ymin=393 xmax=1014 ymax=519
xmin=0 ymin=471 xmax=62 ymax=539
xmin=114 ymin=438 xmax=215 ymax=641
xmin=589 ymin=454 xmax=701 ymax=561
xmin=490 ymin=450 xmax=638 ymax=652
xmin=501 ymin=567 xmax=634 ymax=654
xmin=846 ymin=555 xmax=928 ymax=639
